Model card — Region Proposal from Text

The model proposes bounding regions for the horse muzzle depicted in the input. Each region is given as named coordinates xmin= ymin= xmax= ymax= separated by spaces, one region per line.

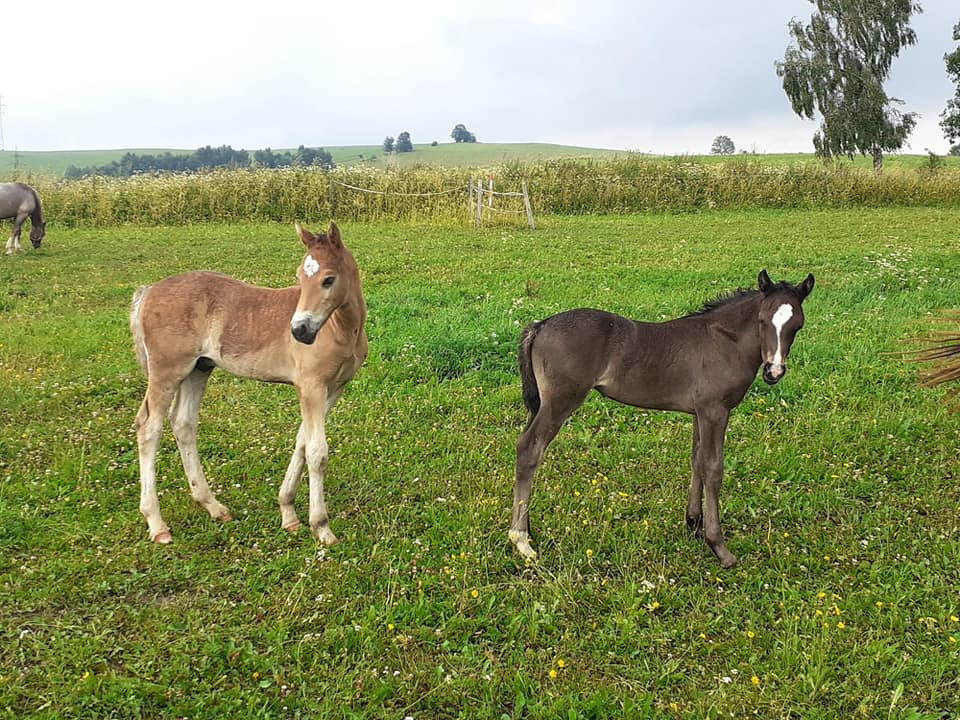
xmin=762 ymin=362 xmax=786 ymax=385
xmin=291 ymin=322 xmax=320 ymax=345
xmin=290 ymin=311 xmax=326 ymax=345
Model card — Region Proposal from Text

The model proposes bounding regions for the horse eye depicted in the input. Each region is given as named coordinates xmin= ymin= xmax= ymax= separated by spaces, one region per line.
xmin=322 ymin=276 xmax=336 ymax=288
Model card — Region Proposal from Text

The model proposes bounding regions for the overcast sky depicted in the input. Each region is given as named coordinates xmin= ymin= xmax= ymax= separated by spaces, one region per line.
xmin=3 ymin=0 xmax=957 ymax=155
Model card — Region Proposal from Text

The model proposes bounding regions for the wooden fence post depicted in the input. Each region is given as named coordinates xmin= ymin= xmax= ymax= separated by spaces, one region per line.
xmin=475 ymin=178 xmax=483 ymax=228
xmin=522 ymin=181 xmax=535 ymax=230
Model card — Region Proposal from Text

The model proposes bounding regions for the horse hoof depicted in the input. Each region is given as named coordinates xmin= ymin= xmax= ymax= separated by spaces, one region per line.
xmin=283 ymin=519 xmax=301 ymax=534
xmin=720 ymin=554 xmax=739 ymax=569
xmin=218 ymin=509 xmax=233 ymax=522
xmin=152 ymin=530 xmax=173 ymax=544
xmin=314 ymin=526 xmax=339 ymax=546
xmin=509 ymin=531 xmax=537 ymax=560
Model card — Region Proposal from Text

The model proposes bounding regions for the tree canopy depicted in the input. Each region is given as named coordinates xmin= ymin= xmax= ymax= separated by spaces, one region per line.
xmin=710 ymin=135 xmax=736 ymax=155
xmin=941 ymin=21 xmax=960 ymax=144
xmin=395 ymin=131 xmax=414 ymax=153
xmin=64 ymin=144 xmax=333 ymax=178
xmin=451 ymin=124 xmax=477 ymax=143
xmin=775 ymin=0 xmax=921 ymax=173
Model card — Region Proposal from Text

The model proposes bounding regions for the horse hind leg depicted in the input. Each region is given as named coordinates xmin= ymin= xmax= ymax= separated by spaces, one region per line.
xmin=510 ymin=388 xmax=589 ymax=559
xmin=169 ymin=367 xmax=232 ymax=524
xmin=136 ymin=380 xmax=178 ymax=543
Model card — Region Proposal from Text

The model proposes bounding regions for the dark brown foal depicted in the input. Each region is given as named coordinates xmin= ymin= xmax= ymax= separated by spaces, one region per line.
xmin=510 ymin=270 xmax=814 ymax=568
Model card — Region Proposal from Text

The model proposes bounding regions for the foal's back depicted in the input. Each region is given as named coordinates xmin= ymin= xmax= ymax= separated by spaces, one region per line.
xmin=528 ymin=307 xmax=753 ymax=414
xmin=133 ymin=271 xmax=300 ymax=383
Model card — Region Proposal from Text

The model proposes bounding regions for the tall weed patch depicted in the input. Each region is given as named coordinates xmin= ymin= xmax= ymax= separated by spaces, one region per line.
xmin=25 ymin=156 xmax=960 ymax=226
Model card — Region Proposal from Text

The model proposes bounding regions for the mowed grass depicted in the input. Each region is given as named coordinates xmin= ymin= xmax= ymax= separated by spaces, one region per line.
xmin=1 ymin=209 xmax=959 ymax=719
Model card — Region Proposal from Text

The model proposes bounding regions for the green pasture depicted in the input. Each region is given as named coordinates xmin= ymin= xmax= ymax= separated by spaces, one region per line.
xmin=0 ymin=144 xmax=620 ymax=177
xmin=1 ymin=208 xmax=959 ymax=718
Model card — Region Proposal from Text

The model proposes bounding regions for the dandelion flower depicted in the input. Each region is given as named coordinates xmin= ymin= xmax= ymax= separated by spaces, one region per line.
xmin=470 ymin=589 xmax=479 ymax=599
xmin=585 ymin=549 xmax=594 ymax=557
xmin=837 ymin=621 xmax=845 ymax=629
xmin=751 ymin=675 xmax=760 ymax=686
xmin=556 ymin=659 xmax=566 ymax=668
xmin=746 ymin=630 xmax=755 ymax=639
xmin=549 ymin=669 xmax=558 ymax=679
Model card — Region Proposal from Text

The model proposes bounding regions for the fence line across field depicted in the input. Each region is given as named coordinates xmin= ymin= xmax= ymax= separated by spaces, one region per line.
xmin=327 ymin=176 xmax=534 ymax=230
xmin=330 ymin=179 xmax=468 ymax=197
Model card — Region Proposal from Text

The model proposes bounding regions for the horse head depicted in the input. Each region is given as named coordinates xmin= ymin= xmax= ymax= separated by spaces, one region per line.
xmin=30 ymin=221 xmax=46 ymax=249
xmin=757 ymin=269 xmax=815 ymax=384
xmin=290 ymin=221 xmax=348 ymax=345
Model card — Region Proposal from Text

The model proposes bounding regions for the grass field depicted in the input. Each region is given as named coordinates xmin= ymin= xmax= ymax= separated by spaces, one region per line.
xmin=1 ymin=209 xmax=959 ymax=718
xmin=4 ymin=144 xmax=959 ymax=177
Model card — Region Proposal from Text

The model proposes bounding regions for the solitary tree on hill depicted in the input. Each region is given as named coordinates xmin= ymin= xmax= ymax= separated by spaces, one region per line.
xmin=451 ymin=124 xmax=477 ymax=143
xmin=710 ymin=135 xmax=735 ymax=155
xmin=941 ymin=21 xmax=960 ymax=144
xmin=775 ymin=0 xmax=921 ymax=174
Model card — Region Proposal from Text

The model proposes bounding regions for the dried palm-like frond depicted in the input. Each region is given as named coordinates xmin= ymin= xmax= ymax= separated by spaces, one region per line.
xmin=900 ymin=311 xmax=960 ymax=397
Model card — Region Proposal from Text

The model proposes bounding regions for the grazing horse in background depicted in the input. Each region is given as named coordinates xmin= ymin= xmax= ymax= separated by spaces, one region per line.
xmin=510 ymin=270 xmax=815 ymax=568
xmin=1 ymin=182 xmax=46 ymax=255
xmin=130 ymin=222 xmax=367 ymax=544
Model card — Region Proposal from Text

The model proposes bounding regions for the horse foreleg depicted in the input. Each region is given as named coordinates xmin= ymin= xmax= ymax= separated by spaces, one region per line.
xmin=299 ymin=386 xmax=338 ymax=545
xmin=694 ymin=407 xmax=737 ymax=568
xmin=278 ymin=423 xmax=307 ymax=533
xmin=169 ymin=369 xmax=231 ymax=523
xmin=7 ymin=214 xmax=27 ymax=255
xmin=5 ymin=226 xmax=19 ymax=255
xmin=686 ymin=415 xmax=704 ymax=536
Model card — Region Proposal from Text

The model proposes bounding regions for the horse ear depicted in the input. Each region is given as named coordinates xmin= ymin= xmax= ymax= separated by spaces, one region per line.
xmin=295 ymin=221 xmax=317 ymax=247
xmin=327 ymin=222 xmax=343 ymax=249
xmin=758 ymin=269 xmax=774 ymax=294
xmin=799 ymin=273 xmax=815 ymax=300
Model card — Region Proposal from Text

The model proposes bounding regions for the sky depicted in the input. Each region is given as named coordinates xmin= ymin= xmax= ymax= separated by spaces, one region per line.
xmin=3 ymin=0 xmax=958 ymax=155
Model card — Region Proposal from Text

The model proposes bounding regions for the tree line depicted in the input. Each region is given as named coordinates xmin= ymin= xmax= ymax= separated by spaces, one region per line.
xmin=712 ymin=2 xmax=960 ymax=167
xmin=64 ymin=145 xmax=335 ymax=179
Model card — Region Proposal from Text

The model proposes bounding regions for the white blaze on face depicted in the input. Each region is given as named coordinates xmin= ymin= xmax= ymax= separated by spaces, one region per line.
xmin=303 ymin=254 xmax=320 ymax=278
xmin=770 ymin=303 xmax=794 ymax=366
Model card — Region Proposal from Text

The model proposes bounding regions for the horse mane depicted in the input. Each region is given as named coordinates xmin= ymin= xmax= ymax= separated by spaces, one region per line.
xmin=29 ymin=186 xmax=43 ymax=222
xmin=686 ymin=287 xmax=758 ymax=317
xmin=687 ymin=280 xmax=804 ymax=318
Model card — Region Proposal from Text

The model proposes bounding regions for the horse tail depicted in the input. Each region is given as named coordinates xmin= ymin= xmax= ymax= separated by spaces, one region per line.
xmin=130 ymin=285 xmax=151 ymax=374
xmin=518 ymin=320 xmax=544 ymax=416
